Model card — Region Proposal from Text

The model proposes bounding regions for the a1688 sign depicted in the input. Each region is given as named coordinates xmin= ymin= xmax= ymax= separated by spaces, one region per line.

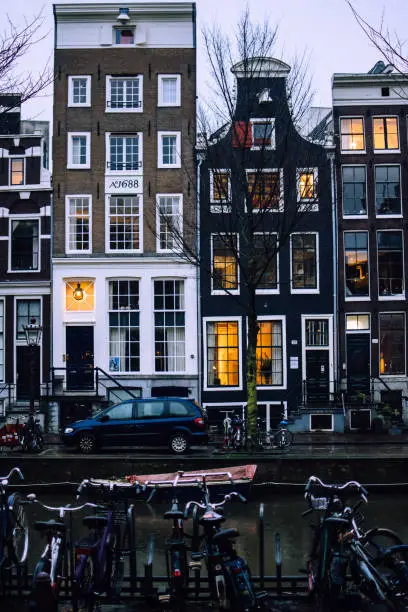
xmin=109 ymin=178 xmax=139 ymax=189
xmin=105 ymin=175 xmax=143 ymax=194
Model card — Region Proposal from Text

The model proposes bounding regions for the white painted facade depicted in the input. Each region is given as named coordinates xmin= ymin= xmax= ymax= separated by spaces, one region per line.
xmin=332 ymin=74 xmax=408 ymax=106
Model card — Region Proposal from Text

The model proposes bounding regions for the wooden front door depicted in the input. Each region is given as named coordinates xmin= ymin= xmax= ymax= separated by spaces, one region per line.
xmin=347 ymin=334 xmax=370 ymax=394
xmin=66 ymin=326 xmax=94 ymax=390
xmin=16 ymin=346 xmax=40 ymax=400
xmin=305 ymin=350 xmax=330 ymax=404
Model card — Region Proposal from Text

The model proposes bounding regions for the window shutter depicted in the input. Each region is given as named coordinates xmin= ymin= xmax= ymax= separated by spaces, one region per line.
xmin=232 ymin=122 xmax=252 ymax=148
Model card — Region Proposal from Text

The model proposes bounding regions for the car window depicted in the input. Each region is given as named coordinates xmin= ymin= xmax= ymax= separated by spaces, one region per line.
xmin=136 ymin=400 xmax=165 ymax=419
xmin=169 ymin=400 xmax=195 ymax=417
xmin=106 ymin=402 xmax=134 ymax=420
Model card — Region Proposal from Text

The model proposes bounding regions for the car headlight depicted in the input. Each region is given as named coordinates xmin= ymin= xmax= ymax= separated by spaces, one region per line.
xmin=64 ymin=427 xmax=74 ymax=434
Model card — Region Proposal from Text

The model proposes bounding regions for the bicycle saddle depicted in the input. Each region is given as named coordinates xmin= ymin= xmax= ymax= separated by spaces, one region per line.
xmin=82 ymin=515 xmax=108 ymax=530
xmin=34 ymin=519 xmax=66 ymax=533
xmin=212 ymin=528 xmax=239 ymax=542
xmin=164 ymin=509 xmax=184 ymax=520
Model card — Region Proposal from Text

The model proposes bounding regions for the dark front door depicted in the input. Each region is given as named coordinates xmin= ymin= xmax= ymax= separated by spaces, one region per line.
xmin=66 ymin=326 xmax=94 ymax=390
xmin=16 ymin=346 xmax=40 ymax=401
xmin=347 ymin=334 xmax=370 ymax=394
xmin=60 ymin=400 xmax=93 ymax=430
xmin=306 ymin=350 xmax=330 ymax=404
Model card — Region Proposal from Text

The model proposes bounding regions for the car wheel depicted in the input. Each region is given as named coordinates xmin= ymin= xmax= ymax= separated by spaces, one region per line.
xmin=78 ymin=432 xmax=96 ymax=454
xmin=169 ymin=432 xmax=189 ymax=454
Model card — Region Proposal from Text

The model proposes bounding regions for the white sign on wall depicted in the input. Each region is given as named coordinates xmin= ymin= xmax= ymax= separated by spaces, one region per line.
xmin=105 ymin=174 xmax=143 ymax=194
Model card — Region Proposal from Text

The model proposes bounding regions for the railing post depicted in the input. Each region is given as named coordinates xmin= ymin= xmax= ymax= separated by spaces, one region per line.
xmin=95 ymin=367 xmax=99 ymax=396
xmin=258 ymin=503 xmax=265 ymax=589
xmin=275 ymin=532 xmax=282 ymax=596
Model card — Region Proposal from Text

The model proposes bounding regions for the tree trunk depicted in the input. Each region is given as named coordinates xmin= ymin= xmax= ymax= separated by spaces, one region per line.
xmin=246 ymin=308 xmax=259 ymax=441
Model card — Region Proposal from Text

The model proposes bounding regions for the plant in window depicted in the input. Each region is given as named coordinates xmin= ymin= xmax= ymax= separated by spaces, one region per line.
xmin=258 ymin=355 xmax=272 ymax=384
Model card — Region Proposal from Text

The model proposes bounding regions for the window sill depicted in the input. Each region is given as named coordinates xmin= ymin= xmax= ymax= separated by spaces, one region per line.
xmin=68 ymin=103 xmax=91 ymax=108
xmin=297 ymin=203 xmax=319 ymax=212
xmin=256 ymin=288 xmax=279 ymax=294
xmin=158 ymin=103 xmax=181 ymax=108
xmin=373 ymin=149 xmax=400 ymax=154
xmin=342 ymin=214 xmax=368 ymax=219
xmin=210 ymin=205 xmax=232 ymax=213
xmin=211 ymin=290 xmax=240 ymax=296
xmin=375 ymin=213 xmax=402 ymax=218
xmin=66 ymin=250 xmax=92 ymax=255
xmin=340 ymin=150 xmax=366 ymax=154
xmin=7 ymin=268 xmax=40 ymax=273
xmin=378 ymin=294 xmax=405 ymax=301
xmin=345 ymin=296 xmax=371 ymax=301
xmin=157 ymin=164 xmax=181 ymax=169
xmin=291 ymin=289 xmax=319 ymax=294
xmin=67 ymin=165 xmax=91 ymax=170
xmin=204 ymin=386 xmax=243 ymax=392
xmin=105 ymin=249 xmax=142 ymax=254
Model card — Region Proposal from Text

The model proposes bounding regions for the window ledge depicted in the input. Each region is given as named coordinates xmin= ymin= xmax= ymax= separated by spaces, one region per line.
xmin=341 ymin=150 xmax=366 ymax=155
xmin=211 ymin=290 xmax=240 ymax=296
xmin=374 ymin=149 xmax=400 ymax=154
xmin=343 ymin=214 xmax=368 ymax=219
xmin=345 ymin=296 xmax=371 ymax=301
xmin=105 ymin=108 xmax=143 ymax=113
xmin=291 ymin=289 xmax=319 ymax=294
xmin=378 ymin=295 xmax=405 ymax=301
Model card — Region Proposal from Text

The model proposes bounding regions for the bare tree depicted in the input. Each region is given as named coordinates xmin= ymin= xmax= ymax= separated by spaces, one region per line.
xmin=0 ymin=11 xmax=52 ymax=113
xmin=154 ymin=10 xmax=327 ymax=438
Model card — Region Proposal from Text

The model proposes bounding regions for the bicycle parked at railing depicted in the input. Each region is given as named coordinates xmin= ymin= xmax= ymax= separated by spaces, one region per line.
xmin=255 ymin=416 xmax=293 ymax=450
xmin=0 ymin=413 xmax=43 ymax=453
xmin=185 ymin=473 xmax=267 ymax=611
xmin=28 ymin=493 xmax=103 ymax=612
xmin=0 ymin=467 xmax=28 ymax=590
xmin=223 ymin=409 xmax=246 ymax=450
xmin=73 ymin=478 xmax=140 ymax=610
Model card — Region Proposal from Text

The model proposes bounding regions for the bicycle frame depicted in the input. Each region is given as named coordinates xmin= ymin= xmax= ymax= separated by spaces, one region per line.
xmin=0 ymin=467 xmax=27 ymax=585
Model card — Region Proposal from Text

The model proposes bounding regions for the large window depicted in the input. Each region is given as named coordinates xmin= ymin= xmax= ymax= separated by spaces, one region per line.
xmin=158 ymin=132 xmax=181 ymax=168
xmin=68 ymin=76 xmax=91 ymax=107
xmin=379 ymin=313 xmax=405 ymax=375
xmin=291 ymin=234 xmax=317 ymax=291
xmin=305 ymin=319 xmax=329 ymax=346
xmin=10 ymin=219 xmax=39 ymax=271
xmin=108 ymin=280 xmax=140 ymax=373
xmin=377 ymin=231 xmax=404 ymax=297
xmin=344 ymin=232 xmax=369 ymax=297
xmin=206 ymin=320 xmax=239 ymax=387
xmin=373 ymin=117 xmax=399 ymax=151
xmin=340 ymin=117 xmax=365 ymax=151
xmin=154 ymin=280 xmax=185 ymax=372
xmin=247 ymin=170 xmax=281 ymax=210
xmin=66 ymin=196 xmax=91 ymax=253
xmin=256 ymin=320 xmax=283 ymax=386
xmin=375 ymin=165 xmax=401 ymax=215
xmin=67 ymin=133 xmax=90 ymax=169
xmin=254 ymin=233 xmax=278 ymax=291
xmin=297 ymin=169 xmax=318 ymax=209
xmin=158 ymin=75 xmax=181 ymax=107
xmin=16 ymin=300 xmax=41 ymax=340
xmin=212 ymin=234 xmax=238 ymax=292
xmin=342 ymin=166 xmax=366 ymax=216
xmin=108 ymin=135 xmax=141 ymax=171
xmin=10 ymin=158 xmax=24 ymax=186
xmin=210 ymin=170 xmax=231 ymax=203
xmin=108 ymin=195 xmax=140 ymax=252
xmin=157 ymin=195 xmax=182 ymax=252
xmin=106 ymin=76 xmax=142 ymax=111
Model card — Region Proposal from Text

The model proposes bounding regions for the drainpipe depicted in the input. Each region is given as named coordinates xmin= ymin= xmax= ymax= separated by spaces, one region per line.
xmin=196 ymin=153 xmax=202 ymax=404
xmin=328 ymin=149 xmax=338 ymax=396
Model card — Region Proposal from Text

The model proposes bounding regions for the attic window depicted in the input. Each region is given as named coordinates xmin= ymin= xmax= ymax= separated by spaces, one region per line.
xmin=259 ymin=89 xmax=272 ymax=103
xmin=115 ymin=28 xmax=134 ymax=44
xmin=381 ymin=87 xmax=390 ymax=97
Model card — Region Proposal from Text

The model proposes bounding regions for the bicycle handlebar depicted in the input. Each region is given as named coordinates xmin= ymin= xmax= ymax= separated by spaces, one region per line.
xmin=76 ymin=478 xmax=146 ymax=500
xmin=0 ymin=467 xmax=24 ymax=484
xmin=305 ymin=475 xmax=368 ymax=498
xmin=27 ymin=494 xmax=104 ymax=514
xmin=184 ymin=491 xmax=246 ymax=517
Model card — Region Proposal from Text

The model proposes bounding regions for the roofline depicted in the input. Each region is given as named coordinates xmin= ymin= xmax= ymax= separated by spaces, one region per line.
xmin=53 ymin=2 xmax=195 ymax=16
xmin=332 ymin=73 xmax=408 ymax=86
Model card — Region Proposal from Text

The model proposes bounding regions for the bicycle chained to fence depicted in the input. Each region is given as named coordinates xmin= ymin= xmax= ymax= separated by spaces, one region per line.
xmin=223 ymin=406 xmax=293 ymax=451
xmin=0 ymin=412 xmax=44 ymax=453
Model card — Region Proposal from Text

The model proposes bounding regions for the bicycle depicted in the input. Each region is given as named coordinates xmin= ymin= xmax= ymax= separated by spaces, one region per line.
xmin=185 ymin=473 xmax=267 ymax=611
xmin=0 ymin=467 xmax=28 ymax=591
xmin=28 ymin=493 xmax=103 ymax=612
xmin=223 ymin=410 xmax=245 ymax=450
xmin=255 ymin=416 xmax=293 ymax=450
xmin=21 ymin=413 xmax=44 ymax=453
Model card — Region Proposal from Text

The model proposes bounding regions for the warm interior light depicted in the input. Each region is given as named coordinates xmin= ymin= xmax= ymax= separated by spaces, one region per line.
xmin=73 ymin=282 xmax=84 ymax=301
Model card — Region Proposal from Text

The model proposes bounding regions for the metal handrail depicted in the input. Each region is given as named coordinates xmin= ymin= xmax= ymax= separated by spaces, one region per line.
xmin=48 ymin=366 xmax=139 ymax=401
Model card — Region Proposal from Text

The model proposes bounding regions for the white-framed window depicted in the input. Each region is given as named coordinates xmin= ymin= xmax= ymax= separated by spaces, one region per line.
xmin=346 ymin=313 xmax=370 ymax=332
xmin=250 ymin=118 xmax=275 ymax=150
xmin=68 ymin=76 xmax=91 ymax=107
xmin=210 ymin=169 xmax=231 ymax=204
xmin=9 ymin=158 xmax=25 ymax=186
xmin=340 ymin=117 xmax=365 ymax=152
xmin=154 ymin=279 xmax=185 ymax=373
xmin=9 ymin=218 xmax=40 ymax=272
xmin=377 ymin=230 xmax=404 ymax=299
xmin=158 ymin=74 xmax=181 ymax=107
xmin=158 ymin=131 xmax=181 ymax=168
xmin=108 ymin=279 xmax=140 ymax=373
xmin=67 ymin=132 xmax=91 ymax=169
xmin=113 ymin=26 xmax=135 ymax=45
xmin=204 ymin=316 xmax=242 ymax=390
xmin=0 ymin=300 xmax=4 ymax=382
xmin=246 ymin=168 xmax=283 ymax=211
xmin=106 ymin=133 xmax=142 ymax=172
xmin=290 ymin=232 xmax=319 ymax=293
xmin=310 ymin=414 xmax=333 ymax=432
xmin=211 ymin=233 xmax=239 ymax=294
xmin=373 ymin=116 xmax=399 ymax=151
xmin=106 ymin=75 xmax=143 ymax=112
xmin=156 ymin=194 xmax=183 ymax=253
xmin=256 ymin=316 xmax=286 ymax=388
xmin=342 ymin=165 xmax=367 ymax=217
xmin=106 ymin=195 xmax=141 ymax=253
xmin=375 ymin=165 xmax=401 ymax=216
xmin=379 ymin=312 xmax=405 ymax=376
xmin=344 ymin=231 xmax=369 ymax=299
xmin=65 ymin=195 xmax=92 ymax=254
xmin=254 ymin=232 xmax=279 ymax=294
xmin=16 ymin=299 xmax=41 ymax=340
xmin=297 ymin=168 xmax=318 ymax=211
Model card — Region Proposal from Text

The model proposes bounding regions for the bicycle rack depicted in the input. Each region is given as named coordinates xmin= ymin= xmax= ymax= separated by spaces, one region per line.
xmin=142 ymin=533 xmax=156 ymax=602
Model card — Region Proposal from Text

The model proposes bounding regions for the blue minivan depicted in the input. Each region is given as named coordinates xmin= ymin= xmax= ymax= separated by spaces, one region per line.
xmin=62 ymin=397 xmax=208 ymax=454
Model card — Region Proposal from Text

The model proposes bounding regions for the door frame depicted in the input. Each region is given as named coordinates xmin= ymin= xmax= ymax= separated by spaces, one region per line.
xmin=301 ymin=315 xmax=334 ymax=395
xmin=345 ymin=312 xmax=371 ymax=390
xmin=14 ymin=295 xmax=43 ymax=393
xmin=64 ymin=323 xmax=95 ymax=391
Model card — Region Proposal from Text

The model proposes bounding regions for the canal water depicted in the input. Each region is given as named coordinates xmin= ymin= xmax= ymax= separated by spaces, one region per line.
xmin=24 ymin=489 xmax=408 ymax=580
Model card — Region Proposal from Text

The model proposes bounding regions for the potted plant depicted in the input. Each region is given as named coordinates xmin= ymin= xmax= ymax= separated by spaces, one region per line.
xmin=259 ymin=357 xmax=272 ymax=385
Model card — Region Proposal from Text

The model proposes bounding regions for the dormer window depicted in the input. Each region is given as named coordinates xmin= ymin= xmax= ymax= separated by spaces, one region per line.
xmin=115 ymin=28 xmax=134 ymax=44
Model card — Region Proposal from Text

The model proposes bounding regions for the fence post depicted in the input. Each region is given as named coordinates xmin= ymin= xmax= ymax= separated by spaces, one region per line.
xmin=275 ymin=532 xmax=282 ymax=596
xmin=258 ymin=503 xmax=265 ymax=589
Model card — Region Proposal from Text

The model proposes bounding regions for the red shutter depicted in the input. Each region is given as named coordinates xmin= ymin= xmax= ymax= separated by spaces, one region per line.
xmin=232 ymin=121 xmax=252 ymax=148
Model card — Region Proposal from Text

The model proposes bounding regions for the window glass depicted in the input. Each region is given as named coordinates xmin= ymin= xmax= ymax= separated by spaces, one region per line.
xmin=375 ymin=165 xmax=401 ymax=215
xmin=108 ymin=195 xmax=140 ymax=251
xmin=10 ymin=158 xmax=24 ymax=186
xmin=291 ymin=234 xmax=317 ymax=289
xmin=16 ymin=300 xmax=41 ymax=339
xmin=109 ymin=78 xmax=141 ymax=109
xmin=206 ymin=321 xmax=239 ymax=387
xmin=162 ymin=135 xmax=177 ymax=165
xmin=68 ymin=197 xmax=90 ymax=251
xmin=305 ymin=320 xmax=329 ymax=346
xmin=115 ymin=28 xmax=134 ymax=44
xmin=344 ymin=232 xmax=369 ymax=297
xmin=107 ymin=402 xmax=133 ymax=420
xmin=136 ymin=400 xmax=165 ymax=418
xmin=169 ymin=401 xmax=195 ymax=417
xmin=212 ymin=234 xmax=238 ymax=290
xmin=109 ymin=280 xmax=140 ymax=373
xmin=340 ymin=118 xmax=365 ymax=151
xmin=72 ymin=78 xmax=87 ymax=104
xmin=379 ymin=313 xmax=405 ymax=375
xmin=247 ymin=171 xmax=280 ymax=209
xmin=346 ymin=314 xmax=370 ymax=331
xmin=256 ymin=320 xmax=283 ymax=386
xmin=299 ymin=172 xmax=315 ymax=200
xmin=342 ymin=166 xmax=366 ymax=215
xmin=252 ymin=121 xmax=274 ymax=147
xmin=373 ymin=117 xmax=399 ymax=150
xmin=162 ymin=77 xmax=178 ymax=105
xmin=157 ymin=195 xmax=181 ymax=251
xmin=212 ymin=171 xmax=230 ymax=202
xmin=377 ymin=231 xmax=403 ymax=297
xmin=254 ymin=233 xmax=277 ymax=290
xmin=154 ymin=280 xmax=185 ymax=372
xmin=11 ymin=220 xmax=39 ymax=271
xmin=109 ymin=136 xmax=139 ymax=171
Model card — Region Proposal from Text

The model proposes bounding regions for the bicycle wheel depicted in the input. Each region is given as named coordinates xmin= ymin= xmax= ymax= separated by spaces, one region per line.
xmin=363 ymin=528 xmax=404 ymax=564
xmin=32 ymin=559 xmax=56 ymax=612
xmin=72 ymin=554 xmax=94 ymax=612
xmin=8 ymin=493 xmax=29 ymax=564
xmin=275 ymin=429 xmax=294 ymax=449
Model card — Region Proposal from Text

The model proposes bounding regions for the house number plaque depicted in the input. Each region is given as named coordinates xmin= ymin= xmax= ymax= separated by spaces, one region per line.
xmin=105 ymin=174 xmax=143 ymax=194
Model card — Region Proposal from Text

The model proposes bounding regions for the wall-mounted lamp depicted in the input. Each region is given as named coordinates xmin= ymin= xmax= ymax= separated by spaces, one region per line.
xmin=73 ymin=282 xmax=84 ymax=301
xmin=117 ymin=7 xmax=130 ymax=22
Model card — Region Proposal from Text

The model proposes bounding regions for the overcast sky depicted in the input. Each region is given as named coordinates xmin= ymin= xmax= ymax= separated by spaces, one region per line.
xmin=2 ymin=0 xmax=408 ymax=122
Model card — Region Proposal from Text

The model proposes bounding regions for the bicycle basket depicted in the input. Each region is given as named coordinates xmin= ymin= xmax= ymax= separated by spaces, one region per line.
xmin=310 ymin=497 xmax=330 ymax=511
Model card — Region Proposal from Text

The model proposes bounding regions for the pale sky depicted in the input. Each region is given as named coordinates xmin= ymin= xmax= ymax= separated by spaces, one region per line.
xmin=2 ymin=0 xmax=407 ymax=122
